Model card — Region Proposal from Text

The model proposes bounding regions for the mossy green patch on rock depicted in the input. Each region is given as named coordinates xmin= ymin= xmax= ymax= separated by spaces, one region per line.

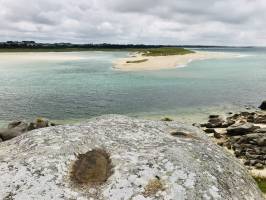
xmin=161 ymin=117 xmax=173 ymax=122
xmin=70 ymin=149 xmax=113 ymax=185
xmin=254 ymin=176 xmax=266 ymax=193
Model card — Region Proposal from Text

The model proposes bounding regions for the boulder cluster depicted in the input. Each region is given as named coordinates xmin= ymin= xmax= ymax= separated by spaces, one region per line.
xmin=201 ymin=111 xmax=266 ymax=170
xmin=0 ymin=118 xmax=57 ymax=141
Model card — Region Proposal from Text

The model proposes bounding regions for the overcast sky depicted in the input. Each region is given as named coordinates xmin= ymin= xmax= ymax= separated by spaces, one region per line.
xmin=0 ymin=0 xmax=265 ymax=46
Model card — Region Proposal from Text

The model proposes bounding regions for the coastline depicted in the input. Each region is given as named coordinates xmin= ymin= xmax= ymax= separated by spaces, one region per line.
xmin=0 ymin=52 xmax=86 ymax=62
xmin=113 ymin=51 xmax=238 ymax=71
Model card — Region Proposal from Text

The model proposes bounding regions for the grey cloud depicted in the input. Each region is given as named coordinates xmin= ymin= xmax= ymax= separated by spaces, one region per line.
xmin=0 ymin=0 xmax=266 ymax=45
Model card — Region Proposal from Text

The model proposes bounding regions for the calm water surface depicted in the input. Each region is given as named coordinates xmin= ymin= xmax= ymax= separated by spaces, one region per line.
xmin=0 ymin=48 xmax=265 ymax=126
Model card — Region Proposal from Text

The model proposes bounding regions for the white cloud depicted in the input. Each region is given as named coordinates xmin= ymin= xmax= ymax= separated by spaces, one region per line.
xmin=0 ymin=0 xmax=265 ymax=45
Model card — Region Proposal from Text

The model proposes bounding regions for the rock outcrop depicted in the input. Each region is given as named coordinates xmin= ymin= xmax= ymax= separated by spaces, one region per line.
xmin=226 ymin=123 xmax=259 ymax=136
xmin=0 ymin=118 xmax=57 ymax=141
xmin=201 ymin=115 xmax=235 ymax=129
xmin=0 ymin=115 xmax=264 ymax=200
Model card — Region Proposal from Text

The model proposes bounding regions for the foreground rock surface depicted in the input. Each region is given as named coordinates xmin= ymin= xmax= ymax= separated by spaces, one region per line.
xmin=0 ymin=115 xmax=263 ymax=200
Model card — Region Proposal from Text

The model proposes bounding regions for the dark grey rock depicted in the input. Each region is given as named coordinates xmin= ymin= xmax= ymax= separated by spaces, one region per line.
xmin=205 ymin=116 xmax=225 ymax=128
xmin=255 ymin=163 xmax=264 ymax=169
xmin=204 ymin=128 xmax=216 ymax=134
xmin=259 ymin=100 xmax=266 ymax=110
xmin=217 ymin=142 xmax=224 ymax=146
xmin=240 ymin=112 xmax=251 ymax=117
xmin=200 ymin=123 xmax=207 ymax=127
xmin=257 ymin=137 xmax=266 ymax=146
xmin=244 ymin=160 xmax=250 ymax=165
xmin=13 ymin=121 xmax=28 ymax=132
xmin=230 ymin=114 xmax=240 ymax=120
xmin=250 ymin=160 xmax=257 ymax=166
xmin=50 ymin=122 xmax=57 ymax=126
xmin=214 ymin=132 xmax=222 ymax=139
xmin=27 ymin=122 xmax=36 ymax=131
xmin=245 ymin=133 xmax=262 ymax=140
xmin=246 ymin=154 xmax=260 ymax=160
xmin=222 ymin=119 xmax=235 ymax=128
xmin=254 ymin=115 xmax=266 ymax=124
xmin=7 ymin=120 xmax=23 ymax=129
xmin=226 ymin=123 xmax=259 ymax=136
xmin=209 ymin=115 xmax=220 ymax=118
xmin=225 ymin=142 xmax=232 ymax=149
xmin=234 ymin=149 xmax=243 ymax=157
xmin=0 ymin=128 xmax=25 ymax=141
xmin=254 ymin=128 xmax=266 ymax=133
xmin=230 ymin=136 xmax=242 ymax=142
xmin=249 ymin=140 xmax=258 ymax=145
xmin=247 ymin=115 xmax=255 ymax=123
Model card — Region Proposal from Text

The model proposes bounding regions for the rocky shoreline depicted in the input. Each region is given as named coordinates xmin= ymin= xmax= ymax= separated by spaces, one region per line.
xmin=198 ymin=101 xmax=266 ymax=171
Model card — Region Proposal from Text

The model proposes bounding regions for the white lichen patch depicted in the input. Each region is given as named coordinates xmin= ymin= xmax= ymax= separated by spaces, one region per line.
xmin=0 ymin=115 xmax=264 ymax=200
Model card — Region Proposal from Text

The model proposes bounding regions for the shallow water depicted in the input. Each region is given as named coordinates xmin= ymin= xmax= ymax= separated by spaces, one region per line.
xmin=0 ymin=48 xmax=265 ymax=127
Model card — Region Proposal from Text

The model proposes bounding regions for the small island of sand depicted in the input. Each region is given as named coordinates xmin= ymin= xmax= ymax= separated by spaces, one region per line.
xmin=114 ymin=49 xmax=237 ymax=71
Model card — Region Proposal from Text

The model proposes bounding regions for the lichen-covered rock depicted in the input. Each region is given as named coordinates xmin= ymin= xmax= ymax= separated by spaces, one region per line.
xmin=0 ymin=115 xmax=264 ymax=200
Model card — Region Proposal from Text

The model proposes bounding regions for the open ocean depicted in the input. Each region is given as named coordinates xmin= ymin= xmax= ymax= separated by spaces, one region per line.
xmin=0 ymin=48 xmax=266 ymax=127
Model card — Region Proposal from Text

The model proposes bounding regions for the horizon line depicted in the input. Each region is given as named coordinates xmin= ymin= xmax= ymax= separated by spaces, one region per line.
xmin=0 ymin=41 xmax=265 ymax=48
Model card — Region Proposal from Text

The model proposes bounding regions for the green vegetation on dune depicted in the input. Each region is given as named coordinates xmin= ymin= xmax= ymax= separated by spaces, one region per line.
xmin=139 ymin=47 xmax=194 ymax=56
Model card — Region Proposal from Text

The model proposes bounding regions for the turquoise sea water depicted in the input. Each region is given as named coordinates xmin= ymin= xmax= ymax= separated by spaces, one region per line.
xmin=0 ymin=48 xmax=266 ymax=127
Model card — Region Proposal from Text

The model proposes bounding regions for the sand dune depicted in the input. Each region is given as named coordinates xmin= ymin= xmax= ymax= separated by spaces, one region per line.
xmin=113 ymin=51 xmax=238 ymax=71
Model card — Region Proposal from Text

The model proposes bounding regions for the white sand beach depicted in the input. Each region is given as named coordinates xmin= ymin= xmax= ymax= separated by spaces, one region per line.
xmin=0 ymin=52 xmax=85 ymax=64
xmin=113 ymin=51 xmax=238 ymax=71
